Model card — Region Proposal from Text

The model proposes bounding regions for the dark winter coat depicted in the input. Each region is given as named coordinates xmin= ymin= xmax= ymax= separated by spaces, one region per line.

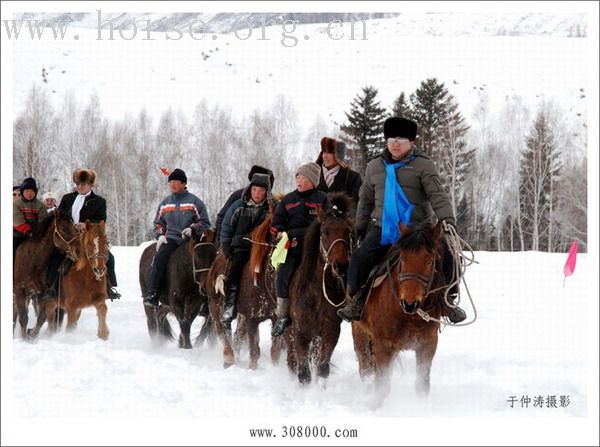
xmin=215 ymin=188 xmax=244 ymax=245
xmin=356 ymin=148 xmax=455 ymax=234
xmin=59 ymin=190 xmax=107 ymax=223
xmin=220 ymin=187 xmax=270 ymax=251
xmin=270 ymin=188 xmax=328 ymax=242
xmin=153 ymin=189 xmax=211 ymax=244
xmin=316 ymin=164 xmax=362 ymax=206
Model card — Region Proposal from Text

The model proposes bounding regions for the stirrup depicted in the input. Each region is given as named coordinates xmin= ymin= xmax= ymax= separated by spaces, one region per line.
xmin=271 ymin=316 xmax=291 ymax=337
xmin=143 ymin=293 xmax=159 ymax=308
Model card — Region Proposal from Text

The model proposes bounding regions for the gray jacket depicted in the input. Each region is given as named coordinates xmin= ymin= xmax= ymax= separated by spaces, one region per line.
xmin=356 ymin=149 xmax=455 ymax=233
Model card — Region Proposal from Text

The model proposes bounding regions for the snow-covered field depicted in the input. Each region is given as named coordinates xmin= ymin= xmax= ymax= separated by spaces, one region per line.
xmin=6 ymin=246 xmax=598 ymax=443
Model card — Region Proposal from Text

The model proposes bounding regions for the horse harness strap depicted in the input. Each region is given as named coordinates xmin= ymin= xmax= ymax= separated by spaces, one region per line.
xmin=53 ymin=220 xmax=79 ymax=261
xmin=320 ymin=237 xmax=351 ymax=308
xmin=192 ymin=240 xmax=215 ymax=285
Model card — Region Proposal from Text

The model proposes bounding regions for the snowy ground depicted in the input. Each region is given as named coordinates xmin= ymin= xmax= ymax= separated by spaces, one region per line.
xmin=7 ymin=247 xmax=597 ymax=430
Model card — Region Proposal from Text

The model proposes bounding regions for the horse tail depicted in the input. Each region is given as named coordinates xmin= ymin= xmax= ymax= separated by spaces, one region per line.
xmin=156 ymin=306 xmax=175 ymax=341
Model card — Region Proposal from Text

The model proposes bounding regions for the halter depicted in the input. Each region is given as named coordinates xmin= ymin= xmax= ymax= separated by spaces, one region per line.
xmin=192 ymin=233 xmax=216 ymax=285
xmin=53 ymin=220 xmax=79 ymax=261
xmin=83 ymin=236 xmax=107 ymax=281
xmin=386 ymin=253 xmax=436 ymax=315
xmin=319 ymin=235 xmax=351 ymax=308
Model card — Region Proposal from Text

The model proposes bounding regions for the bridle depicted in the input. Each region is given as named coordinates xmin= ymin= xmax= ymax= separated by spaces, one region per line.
xmin=83 ymin=234 xmax=107 ymax=281
xmin=53 ymin=220 xmax=79 ymax=261
xmin=319 ymin=226 xmax=352 ymax=308
xmin=386 ymin=251 xmax=437 ymax=314
xmin=192 ymin=233 xmax=216 ymax=285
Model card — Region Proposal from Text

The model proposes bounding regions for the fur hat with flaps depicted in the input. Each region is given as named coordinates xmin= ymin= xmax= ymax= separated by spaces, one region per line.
xmin=316 ymin=137 xmax=347 ymax=167
xmin=248 ymin=165 xmax=275 ymax=188
xmin=249 ymin=173 xmax=271 ymax=191
xmin=73 ymin=169 xmax=96 ymax=185
xmin=296 ymin=162 xmax=321 ymax=188
xmin=383 ymin=117 xmax=418 ymax=141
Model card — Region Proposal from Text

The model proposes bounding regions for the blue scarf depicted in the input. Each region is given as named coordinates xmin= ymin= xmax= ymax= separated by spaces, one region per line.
xmin=381 ymin=155 xmax=415 ymax=245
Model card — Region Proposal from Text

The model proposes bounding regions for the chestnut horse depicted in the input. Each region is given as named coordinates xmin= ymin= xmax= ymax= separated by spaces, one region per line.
xmin=351 ymin=223 xmax=444 ymax=397
xmin=13 ymin=209 xmax=78 ymax=339
xmin=45 ymin=220 xmax=111 ymax=340
xmin=139 ymin=229 xmax=216 ymax=349
xmin=207 ymin=208 xmax=281 ymax=369
xmin=285 ymin=193 xmax=354 ymax=384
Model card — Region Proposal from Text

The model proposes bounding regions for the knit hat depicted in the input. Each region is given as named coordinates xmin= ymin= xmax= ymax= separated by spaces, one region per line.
xmin=249 ymin=173 xmax=271 ymax=191
xmin=384 ymin=117 xmax=418 ymax=141
xmin=73 ymin=168 xmax=96 ymax=185
xmin=248 ymin=165 xmax=275 ymax=188
xmin=168 ymin=168 xmax=187 ymax=184
xmin=296 ymin=162 xmax=321 ymax=188
xmin=20 ymin=177 xmax=38 ymax=194
xmin=42 ymin=191 xmax=57 ymax=201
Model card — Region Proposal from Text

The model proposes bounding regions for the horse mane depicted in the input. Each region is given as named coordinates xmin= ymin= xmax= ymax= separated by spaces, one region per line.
xmin=397 ymin=223 xmax=436 ymax=253
xmin=249 ymin=200 xmax=277 ymax=279
xmin=31 ymin=210 xmax=57 ymax=241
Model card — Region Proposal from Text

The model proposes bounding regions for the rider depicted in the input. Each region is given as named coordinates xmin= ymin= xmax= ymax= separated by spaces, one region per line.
xmin=143 ymin=168 xmax=211 ymax=308
xmin=42 ymin=191 xmax=58 ymax=212
xmin=13 ymin=177 xmax=45 ymax=262
xmin=315 ymin=137 xmax=362 ymax=207
xmin=337 ymin=117 xmax=467 ymax=323
xmin=270 ymin=162 xmax=328 ymax=337
xmin=215 ymin=165 xmax=275 ymax=247
xmin=220 ymin=173 xmax=272 ymax=323
xmin=46 ymin=169 xmax=122 ymax=301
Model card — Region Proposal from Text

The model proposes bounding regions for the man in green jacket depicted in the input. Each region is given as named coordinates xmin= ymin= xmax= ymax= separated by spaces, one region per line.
xmin=337 ymin=117 xmax=466 ymax=323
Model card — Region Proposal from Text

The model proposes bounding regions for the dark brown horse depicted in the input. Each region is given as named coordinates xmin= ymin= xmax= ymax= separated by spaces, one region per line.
xmin=139 ymin=229 xmax=216 ymax=349
xmin=285 ymin=193 xmax=354 ymax=384
xmin=44 ymin=221 xmax=111 ymax=340
xmin=352 ymin=223 xmax=444 ymax=397
xmin=13 ymin=209 xmax=79 ymax=339
xmin=207 ymin=207 xmax=281 ymax=369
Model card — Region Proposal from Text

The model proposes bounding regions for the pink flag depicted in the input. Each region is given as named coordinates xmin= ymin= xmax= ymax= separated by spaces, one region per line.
xmin=563 ymin=240 xmax=578 ymax=278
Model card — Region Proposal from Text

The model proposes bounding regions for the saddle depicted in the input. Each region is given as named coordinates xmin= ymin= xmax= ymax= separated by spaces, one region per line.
xmin=356 ymin=246 xmax=403 ymax=302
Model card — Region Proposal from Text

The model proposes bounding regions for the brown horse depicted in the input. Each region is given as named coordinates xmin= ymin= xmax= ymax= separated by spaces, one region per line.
xmin=44 ymin=220 xmax=111 ymax=340
xmin=207 ymin=208 xmax=281 ymax=369
xmin=13 ymin=209 xmax=79 ymax=339
xmin=351 ymin=223 xmax=444 ymax=397
xmin=285 ymin=193 xmax=354 ymax=384
xmin=138 ymin=229 xmax=216 ymax=349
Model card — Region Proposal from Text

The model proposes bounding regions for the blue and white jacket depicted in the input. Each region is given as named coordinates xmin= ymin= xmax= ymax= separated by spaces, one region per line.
xmin=153 ymin=189 xmax=210 ymax=244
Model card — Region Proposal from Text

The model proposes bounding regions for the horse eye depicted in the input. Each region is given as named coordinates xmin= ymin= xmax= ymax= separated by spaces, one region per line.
xmin=426 ymin=260 xmax=434 ymax=267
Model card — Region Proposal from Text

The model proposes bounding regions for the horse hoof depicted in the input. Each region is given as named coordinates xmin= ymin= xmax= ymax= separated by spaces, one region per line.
xmin=223 ymin=362 xmax=234 ymax=369
xmin=98 ymin=332 xmax=109 ymax=341
xmin=248 ymin=361 xmax=258 ymax=370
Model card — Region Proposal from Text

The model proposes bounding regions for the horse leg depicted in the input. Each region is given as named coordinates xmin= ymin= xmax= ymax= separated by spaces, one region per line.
xmin=270 ymin=316 xmax=282 ymax=365
xmin=95 ymin=302 xmax=110 ymax=340
xmin=16 ymin=297 xmax=30 ymax=339
xmin=45 ymin=300 xmax=59 ymax=334
xmin=144 ymin=304 xmax=159 ymax=340
xmin=178 ymin=318 xmax=192 ymax=349
xmin=213 ymin=314 xmax=235 ymax=368
xmin=247 ymin=319 xmax=261 ymax=370
xmin=352 ymin=322 xmax=375 ymax=379
xmin=233 ymin=314 xmax=248 ymax=357
xmin=27 ymin=297 xmax=49 ymax=339
xmin=65 ymin=305 xmax=79 ymax=332
xmin=371 ymin=340 xmax=395 ymax=399
xmin=295 ymin=329 xmax=313 ymax=385
xmin=284 ymin=329 xmax=297 ymax=373
xmin=317 ymin=323 xmax=342 ymax=380
xmin=415 ymin=339 xmax=438 ymax=397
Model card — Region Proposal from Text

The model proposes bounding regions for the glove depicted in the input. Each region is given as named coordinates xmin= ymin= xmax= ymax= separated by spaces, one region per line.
xmin=156 ymin=235 xmax=168 ymax=252
xmin=355 ymin=228 xmax=366 ymax=245
xmin=181 ymin=227 xmax=193 ymax=239
xmin=441 ymin=220 xmax=456 ymax=234
xmin=222 ymin=242 xmax=232 ymax=259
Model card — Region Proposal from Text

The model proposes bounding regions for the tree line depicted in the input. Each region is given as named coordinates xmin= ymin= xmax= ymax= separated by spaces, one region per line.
xmin=13 ymin=80 xmax=587 ymax=252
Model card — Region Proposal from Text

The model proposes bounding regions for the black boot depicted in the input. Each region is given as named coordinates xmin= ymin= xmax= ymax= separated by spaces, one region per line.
xmin=337 ymin=291 xmax=365 ymax=322
xmin=143 ymin=290 xmax=160 ymax=308
xmin=221 ymin=284 xmax=238 ymax=324
xmin=43 ymin=284 xmax=57 ymax=301
xmin=271 ymin=297 xmax=291 ymax=337
xmin=442 ymin=293 xmax=467 ymax=323
xmin=198 ymin=293 xmax=210 ymax=318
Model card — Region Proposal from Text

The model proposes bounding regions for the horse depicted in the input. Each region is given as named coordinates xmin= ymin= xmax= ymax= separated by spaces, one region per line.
xmin=139 ymin=229 xmax=216 ymax=349
xmin=207 ymin=204 xmax=282 ymax=369
xmin=13 ymin=209 xmax=79 ymax=339
xmin=284 ymin=192 xmax=354 ymax=384
xmin=44 ymin=220 xmax=112 ymax=340
xmin=351 ymin=223 xmax=445 ymax=397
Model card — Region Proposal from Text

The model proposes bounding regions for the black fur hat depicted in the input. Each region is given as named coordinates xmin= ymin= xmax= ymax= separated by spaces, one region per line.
xmin=383 ymin=117 xmax=418 ymax=141
xmin=20 ymin=177 xmax=38 ymax=194
xmin=249 ymin=173 xmax=271 ymax=191
xmin=248 ymin=165 xmax=275 ymax=188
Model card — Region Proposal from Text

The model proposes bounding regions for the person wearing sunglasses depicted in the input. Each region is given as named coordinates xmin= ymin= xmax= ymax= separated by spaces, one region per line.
xmin=338 ymin=117 xmax=466 ymax=324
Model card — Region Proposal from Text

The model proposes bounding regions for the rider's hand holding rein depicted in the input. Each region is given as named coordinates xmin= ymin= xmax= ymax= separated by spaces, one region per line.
xmin=156 ymin=235 xmax=168 ymax=251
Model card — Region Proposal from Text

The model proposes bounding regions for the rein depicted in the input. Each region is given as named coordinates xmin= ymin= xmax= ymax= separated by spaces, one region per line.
xmin=192 ymin=236 xmax=216 ymax=285
xmin=54 ymin=220 xmax=79 ymax=261
xmin=320 ymin=237 xmax=351 ymax=308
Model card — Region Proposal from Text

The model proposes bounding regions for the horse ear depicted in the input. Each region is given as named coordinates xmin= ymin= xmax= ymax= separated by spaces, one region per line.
xmin=85 ymin=219 xmax=91 ymax=230
xmin=100 ymin=220 xmax=106 ymax=232
xmin=316 ymin=206 xmax=324 ymax=223
xmin=399 ymin=223 xmax=411 ymax=237
xmin=205 ymin=228 xmax=215 ymax=242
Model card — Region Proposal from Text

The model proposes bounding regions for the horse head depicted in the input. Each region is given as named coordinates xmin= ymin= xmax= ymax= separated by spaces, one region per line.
xmin=51 ymin=209 xmax=79 ymax=261
xmin=75 ymin=220 xmax=108 ymax=281
xmin=317 ymin=192 xmax=354 ymax=277
xmin=190 ymin=227 xmax=217 ymax=286
xmin=392 ymin=223 xmax=442 ymax=315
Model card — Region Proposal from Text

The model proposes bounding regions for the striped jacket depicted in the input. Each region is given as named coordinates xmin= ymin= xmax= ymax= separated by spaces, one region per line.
xmin=13 ymin=196 xmax=45 ymax=235
xmin=153 ymin=189 xmax=210 ymax=243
